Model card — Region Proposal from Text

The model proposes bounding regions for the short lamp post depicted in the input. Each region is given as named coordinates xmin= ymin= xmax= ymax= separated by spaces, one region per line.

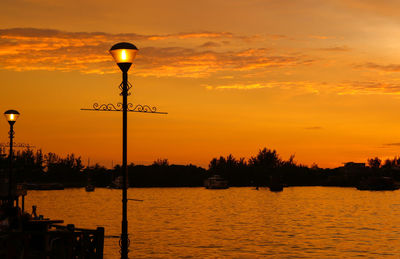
xmin=4 ymin=110 xmax=20 ymax=205
xmin=110 ymin=42 xmax=138 ymax=259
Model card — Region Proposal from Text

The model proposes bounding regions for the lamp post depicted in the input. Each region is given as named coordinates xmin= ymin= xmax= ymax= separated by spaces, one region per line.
xmin=82 ymin=42 xmax=166 ymax=259
xmin=110 ymin=42 xmax=138 ymax=259
xmin=4 ymin=110 xmax=20 ymax=206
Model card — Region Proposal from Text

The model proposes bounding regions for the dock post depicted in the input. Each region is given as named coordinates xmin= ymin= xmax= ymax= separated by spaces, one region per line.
xmin=96 ymin=227 xmax=104 ymax=259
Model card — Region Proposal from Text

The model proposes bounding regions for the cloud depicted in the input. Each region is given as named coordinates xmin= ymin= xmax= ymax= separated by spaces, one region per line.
xmin=204 ymin=81 xmax=320 ymax=93
xmin=205 ymin=83 xmax=273 ymax=90
xmin=267 ymin=34 xmax=289 ymax=40
xmin=309 ymin=35 xmax=336 ymax=40
xmin=304 ymin=126 xmax=323 ymax=130
xmin=318 ymin=46 xmax=351 ymax=52
xmin=206 ymin=79 xmax=400 ymax=96
xmin=360 ymin=62 xmax=400 ymax=72
xmin=0 ymin=28 xmax=237 ymax=43
xmin=383 ymin=143 xmax=400 ymax=146
xmin=0 ymin=28 xmax=312 ymax=77
xmin=337 ymin=81 xmax=400 ymax=95
xmin=147 ymin=32 xmax=234 ymax=41
xmin=200 ymin=41 xmax=221 ymax=48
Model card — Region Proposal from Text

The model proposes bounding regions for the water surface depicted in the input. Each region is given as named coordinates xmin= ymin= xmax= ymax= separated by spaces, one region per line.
xmin=25 ymin=187 xmax=400 ymax=258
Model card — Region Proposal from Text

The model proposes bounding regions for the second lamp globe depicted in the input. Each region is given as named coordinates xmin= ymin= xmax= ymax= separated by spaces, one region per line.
xmin=4 ymin=110 xmax=20 ymax=125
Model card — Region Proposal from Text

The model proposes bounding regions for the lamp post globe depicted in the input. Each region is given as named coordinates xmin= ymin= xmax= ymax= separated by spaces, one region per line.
xmin=109 ymin=42 xmax=138 ymax=73
xmin=110 ymin=42 xmax=138 ymax=259
xmin=4 ymin=109 xmax=19 ymax=206
xmin=4 ymin=110 xmax=20 ymax=125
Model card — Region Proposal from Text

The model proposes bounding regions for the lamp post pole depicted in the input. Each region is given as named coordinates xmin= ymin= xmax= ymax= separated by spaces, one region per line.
xmin=109 ymin=42 xmax=138 ymax=259
xmin=121 ymin=69 xmax=129 ymax=259
xmin=8 ymin=123 xmax=14 ymax=204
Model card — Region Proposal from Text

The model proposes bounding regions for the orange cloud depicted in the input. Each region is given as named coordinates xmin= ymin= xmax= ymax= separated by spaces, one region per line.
xmin=147 ymin=32 xmax=234 ymax=40
xmin=360 ymin=62 xmax=400 ymax=72
xmin=205 ymin=81 xmax=321 ymax=93
xmin=337 ymin=80 xmax=400 ymax=95
xmin=0 ymin=28 xmax=311 ymax=77
xmin=309 ymin=35 xmax=336 ymax=40
xmin=318 ymin=46 xmax=351 ymax=52
xmin=304 ymin=126 xmax=323 ymax=130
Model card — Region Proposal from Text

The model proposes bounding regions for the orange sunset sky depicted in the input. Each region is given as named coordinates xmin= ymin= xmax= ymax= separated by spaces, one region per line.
xmin=1 ymin=0 xmax=400 ymax=168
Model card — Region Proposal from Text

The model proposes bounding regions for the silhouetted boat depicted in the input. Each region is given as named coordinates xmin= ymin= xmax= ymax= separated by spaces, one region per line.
xmin=23 ymin=183 xmax=64 ymax=190
xmin=108 ymin=175 xmax=123 ymax=189
xmin=356 ymin=176 xmax=400 ymax=191
xmin=204 ymin=175 xmax=229 ymax=189
xmin=268 ymin=184 xmax=284 ymax=192
xmin=268 ymin=176 xmax=284 ymax=192
xmin=85 ymin=184 xmax=95 ymax=192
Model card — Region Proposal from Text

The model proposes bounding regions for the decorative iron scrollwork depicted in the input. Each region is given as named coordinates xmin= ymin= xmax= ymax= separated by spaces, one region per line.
xmin=81 ymin=80 xmax=167 ymax=114
xmin=119 ymin=81 xmax=133 ymax=96
xmin=127 ymin=104 xmax=157 ymax=113
xmin=0 ymin=142 xmax=35 ymax=148
xmin=92 ymin=103 xmax=122 ymax=111
xmin=84 ymin=102 xmax=167 ymax=114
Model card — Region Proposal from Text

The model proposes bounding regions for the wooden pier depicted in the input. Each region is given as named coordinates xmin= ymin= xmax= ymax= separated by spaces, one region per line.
xmin=0 ymin=184 xmax=104 ymax=258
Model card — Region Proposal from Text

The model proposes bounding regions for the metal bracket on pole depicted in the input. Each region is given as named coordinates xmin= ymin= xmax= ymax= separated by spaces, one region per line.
xmin=81 ymin=103 xmax=167 ymax=114
xmin=0 ymin=143 xmax=35 ymax=148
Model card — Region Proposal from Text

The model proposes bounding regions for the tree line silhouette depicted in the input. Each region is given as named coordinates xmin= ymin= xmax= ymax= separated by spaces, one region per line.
xmin=1 ymin=147 xmax=400 ymax=188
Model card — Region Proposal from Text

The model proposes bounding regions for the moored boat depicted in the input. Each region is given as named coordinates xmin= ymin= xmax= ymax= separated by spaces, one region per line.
xmin=356 ymin=176 xmax=400 ymax=191
xmin=204 ymin=175 xmax=229 ymax=189
xmin=23 ymin=183 xmax=64 ymax=190
xmin=268 ymin=176 xmax=284 ymax=192
xmin=85 ymin=184 xmax=95 ymax=192
xmin=268 ymin=184 xmax=284 ymax=192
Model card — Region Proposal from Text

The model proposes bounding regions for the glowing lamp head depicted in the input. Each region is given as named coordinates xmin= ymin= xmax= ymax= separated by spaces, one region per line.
xmin=109 ymin=42 xmax=138 ymax=72
xmin=4 ymin=110 xmax=20 ymax=125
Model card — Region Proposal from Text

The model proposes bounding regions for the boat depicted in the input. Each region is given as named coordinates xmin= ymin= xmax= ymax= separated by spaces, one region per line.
xmin=204 ymin=175 xmax=229 ymax=189
xmin=23 ymin=183 xmax=64 ymax=190
xmin=108 ymin=175 xmax=124 ymax=189
xmin=85 ymin=184 xmax=95 ymax=192
xmin=268 ymin=184 xmax=284 ymax=192
xmin=268 ymin=176 xmax=284 ymax=192
xmin=356 ymin=176 xmax=400 ymax=191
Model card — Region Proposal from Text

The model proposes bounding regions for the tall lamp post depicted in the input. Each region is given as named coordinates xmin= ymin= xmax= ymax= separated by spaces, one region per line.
xmin=110 ymin=42 xmax=138 ymax=259
xmin=82 ymin=42 xmax=166 ymax=259
xmin=4 ymin=110 xmax=20 ymax=205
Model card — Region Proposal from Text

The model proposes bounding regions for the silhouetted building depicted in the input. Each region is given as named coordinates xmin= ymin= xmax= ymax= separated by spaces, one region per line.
xmin=343 ymin=162 xmax=366 ymax=169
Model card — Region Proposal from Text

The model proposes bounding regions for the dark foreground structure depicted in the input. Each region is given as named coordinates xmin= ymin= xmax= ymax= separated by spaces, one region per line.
xmin=0 ymin=184 xmax=104 ymax=258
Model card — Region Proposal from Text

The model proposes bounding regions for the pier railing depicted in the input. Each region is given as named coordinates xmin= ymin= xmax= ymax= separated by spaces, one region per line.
xmin=0 ymin=222 xmax=104 ymax=259
xmin=50 ymin=224 xmax=104 ymax=259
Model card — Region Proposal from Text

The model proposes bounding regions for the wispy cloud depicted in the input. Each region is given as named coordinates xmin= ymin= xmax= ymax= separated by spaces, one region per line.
xmin=309 ymin=35 xmax=336 ymax=40
xmin=0 ymin=28 xmax=312 ymax=77
xmin=205 ymin=83 xmax=273 ymax=90
xmin=304 ymin=126 xmax=323 ymax=130
xmin=200 ymin=41 xmax=221 ymax=48
xmin=383 ymin=143 xmax=400 ymax=147
xmin=360 ymin=62 xmax=400 ymax=72
xmin=205 ymin=81 xmax=321 ymax=93
xmin=318 ymin=46 xmax=351 ymax=52
xmin=337 ymin=81 xmax=400 ymax=95
xmin=206 ymin=79 xmax=400 ymax=96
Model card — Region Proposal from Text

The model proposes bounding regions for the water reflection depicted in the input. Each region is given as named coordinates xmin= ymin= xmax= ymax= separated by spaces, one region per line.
xmin=25 ymin=187 xmax=400 ymax=258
